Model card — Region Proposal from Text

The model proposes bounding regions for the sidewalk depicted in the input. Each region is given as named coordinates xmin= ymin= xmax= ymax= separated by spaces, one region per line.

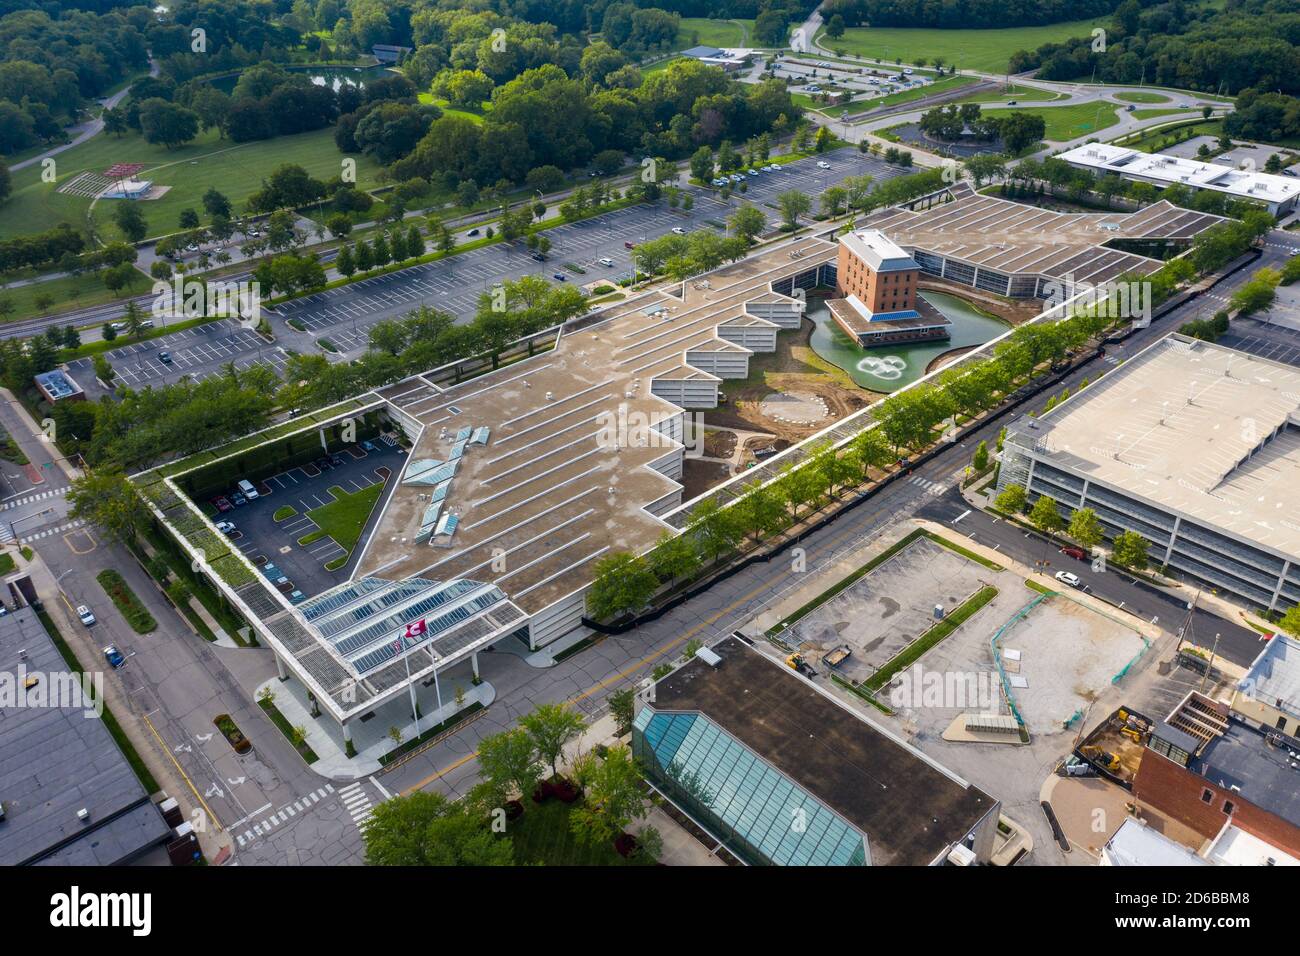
xmin=0 ymin=386 xmax=81 ymax=485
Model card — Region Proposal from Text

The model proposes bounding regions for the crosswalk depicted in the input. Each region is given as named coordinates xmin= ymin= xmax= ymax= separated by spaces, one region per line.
xmin=18 ymin=518 xmax=85 ymax=544
xmin=1 ymin=486 xmax=68 ymax=510
xmin=235 ymin=784 xmax=336 ymax=849
xmin=339 ymin=781 xmax=375 ymax=830
xmin=908 ymin=475 xmax=948 ymax=496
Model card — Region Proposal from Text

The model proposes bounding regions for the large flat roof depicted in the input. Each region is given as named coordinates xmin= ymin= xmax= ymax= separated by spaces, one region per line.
xmin=645 ymin=636 xmax=996 ymax=866
xmin=865 ymin=184 xmax=1223 ymax=285
xmin=357 ymin=236 xmax=837 ymax=614
xmin=1194 ymin=717 xmax=1300 ymax=830
xmin=1008 ymin=334 xmax=1300 ymax=559
xmin=0 ymin=608 xmax=169 ymax=866
xmin=1241 ymin=633 xmax=1300 ymax=721
xmin=1060 ymin=143 xmax=1300 ymax=207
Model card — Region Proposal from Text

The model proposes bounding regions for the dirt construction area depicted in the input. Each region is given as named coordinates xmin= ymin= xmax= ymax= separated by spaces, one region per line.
xmin=786 ymin=536 xmax=991 ymax=687
xmin=705 ymin=316 xmax=879 ymax=445
xmin=996 ymin=597 xmax=1150 ymax=735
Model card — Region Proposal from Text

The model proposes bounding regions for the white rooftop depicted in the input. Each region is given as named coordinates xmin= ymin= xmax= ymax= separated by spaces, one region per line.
xmin=1059 ymin=143 xmax=1300 ymax=205
xmin=1101 ymin=818 xmax=1207 ymax=866
xmin=842 ymin=228 xmax=918 ymax=272
xmin=1241 ymin=632 xmax=1300 ymax=720
xmin=1205 ymin=824 xmax=1300 ymax=867
xmin=1017 ymin=335 xmax=1300 ymax=559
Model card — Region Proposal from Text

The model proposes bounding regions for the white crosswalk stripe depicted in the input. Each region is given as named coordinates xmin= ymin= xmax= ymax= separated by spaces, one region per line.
xmin=235 ymin=785 xmax=335 ymax=848
xmin=18 ymin=518 xmax=85 ymax=544
xmin=1 ymin=486 xmax=69 ymax=510
xmin=908 ymin=475 xmax=947 ymax=495
xmin=339 ymin=782 xmax=375 ymax=829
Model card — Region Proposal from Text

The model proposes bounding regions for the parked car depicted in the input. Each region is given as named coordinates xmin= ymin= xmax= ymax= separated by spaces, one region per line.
xmin=671 ymin=227 xmax=687 ymax=235
xmin=77 ymin=605 xmax=96 ymax=627
xmin=552 ymin=272 xmax=567 ymax=282
xmin=729 ymin=173 xmax=744 ymax=183
xmin=103 ymin=644 xmax=125 ymax=668
xmin=158 ymin=351 xmax=172 ymax=364
xmin=747 ymin=169 xmax=760 ymax=177
xmin=597 ymin=256 xmax=614 ymax=267
xmin=529 ymin=252 xmax=546 ymax=262
xmin=466 ymin=228 xmax=479 ymax=237
xmin=314 ymin=456 xmax=332 ymax=471
xmin=770 ymin=163 xmax=783 ymax=171
xmin=1125 ymin=104 xmax=1136 ymax=112
xmin=216 ymin=520 xmax=236 ymax=535
xmin=1060 ymin=545 xmax=1087 ymax=561
xmin=1006 ymin=100 xmax=1017 ymax=106
xmin=229 ymin=491 xmax=247 ymax=506
xmin=817 ymin=160 xmax=832 ymax=169
xmin=1054 ymin=570 xmax=1083 ymax=589
xmin=329 ymin=452 xmax=346 ymax=467
xmin=624 ymin=241 xmax=636 ymax=249
xmin=211 ymin=496 xmax=233 ymax=513
xmin=236 ymin=479 xmax=259 ymax=500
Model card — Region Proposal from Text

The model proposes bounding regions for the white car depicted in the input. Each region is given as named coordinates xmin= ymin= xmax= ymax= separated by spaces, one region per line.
xmin=817 ymin=161 xmax=832 ymax=169
xmin=215 ymin=520 xmax=237 ymax=535
xmin=1054 ymin=571 xmax=1083 ymax=589
xmin=671 ymin=227 xmax=687 ymax=235
xmin=597 ymin=256 xmax=614 ymax=267
xmin=770 ymin=163 xmax=783 ymax=171
xmin=77 ymin=605 xmax=96 ymax=626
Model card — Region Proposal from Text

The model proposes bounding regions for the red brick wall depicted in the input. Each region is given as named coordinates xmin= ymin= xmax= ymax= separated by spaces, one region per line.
xmin=1135 ymin=750 xmax=1300 ymax=855
xmin=836 ymin=243 xmax=917 ymax=313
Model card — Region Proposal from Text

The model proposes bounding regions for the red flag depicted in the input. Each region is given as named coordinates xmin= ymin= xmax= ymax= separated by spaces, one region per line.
xmin=404 ymin=618 xmax=427 ymax=640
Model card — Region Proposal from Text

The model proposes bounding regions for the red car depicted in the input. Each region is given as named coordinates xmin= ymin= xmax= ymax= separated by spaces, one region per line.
xmin=624 ymin=241 xmax=636 ymax=250
xmin=1060 ymin=545 xmax=1086 ymax=561
xmin=211 ymin=496 xmax=233 ymax=513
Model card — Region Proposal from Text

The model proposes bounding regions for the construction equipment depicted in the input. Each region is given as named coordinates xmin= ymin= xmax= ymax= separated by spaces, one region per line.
xmin=1080 ymin=746 xmax=1120 ymax=772
xmin=822 ymin=645 xmax=852 ymax=669
xmin=785 ymin=652 xmax=818 ymax=678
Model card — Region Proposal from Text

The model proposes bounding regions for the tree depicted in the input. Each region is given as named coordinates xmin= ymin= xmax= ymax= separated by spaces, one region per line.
xmin=67 ymin=467 xmax=148 ymax=544
xmin=476 ymin=727 xmax=542 ymax=807
xmin=113 ymin=202 xmax=148 ymax=242
xmin=1029 ymin=494 xmax=1064 ymax=534
xmin=1279 ymin=604 xmax=1300 ymax=640
xmin=363 ymin=791 xmax=511 ymax=866
xmin=335 ymin=243 xmax=356 ymax=278
xmin=137 ymin=98 xmax=199 ymax=149
xmin=994 ymin=482 xmax=1028 ymax=515
xmin=993 ymin=111 xmax=1046 ymax=154
xmin=178 ymin=208 xmax=200 ymax=230
xmin=776 ymin=190 xmax=812 ymax=231
xmin=1068 ymin=508 xmax=1103 ymax=551
xmin=587 ymin=552 xmax=658 ymax=621
xmin=689 ymin=145 xmax=714 ymax=183
xmin=1111 ymin=530 xmax=1149 ymax=571
xmin=826 ymin=13 xmax=846 ymax=38
xmin=964 ymin=153 xmax=1007 ymax=188
xmin=609 ymin=688 xmax=634 ymax=736
xmin=972 ymin=440 xmax=990 ymax=473
xmin=569 ymin=743 xmax=647 ymax=848
xmin=729 ymin=205 xmax=766 ymax=244
xmin=520 ymin=703 xmax=586 ymax=779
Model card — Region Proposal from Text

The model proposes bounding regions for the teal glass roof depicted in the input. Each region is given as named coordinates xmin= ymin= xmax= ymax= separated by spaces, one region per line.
xmin=635 ymin=710 xmax=867 ymax=866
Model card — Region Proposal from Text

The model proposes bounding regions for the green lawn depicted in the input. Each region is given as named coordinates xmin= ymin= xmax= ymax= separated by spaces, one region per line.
xmin=958 ymin=84 xmax=1066 ymax=104
xmin=509 ymin=798 xmax=636 ymax=866
xmin=298 ymin=481 xmax=384 ymax=565
xmin=984 ymin=102 xmax=1121 ymax=141
xmin=1115 ymin=90 xmax=1172 ymax=104
xmin=821 ymin=18 xmax=1109 ymax=73
xmin=1114 ymin=118 xmax=1223 ymax=153
xmin=1132 ymin=107 xmax=1193 ymax=120
xmin=0 ymin=126 xmax=384 ymax=243
xmin=0 ymin=270 xmax=139 ymax=323
xmin=418 ymin=93 xmax=487 ymax=125
xmin=676 ymin=17 xmax=753 ymax=49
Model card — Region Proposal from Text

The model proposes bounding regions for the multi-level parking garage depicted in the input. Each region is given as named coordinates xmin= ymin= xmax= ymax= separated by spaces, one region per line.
xmin=863 ymin=184 xmax=1225 ymax=300
xmin=998 ymin=334 xmax=1300 ymax=613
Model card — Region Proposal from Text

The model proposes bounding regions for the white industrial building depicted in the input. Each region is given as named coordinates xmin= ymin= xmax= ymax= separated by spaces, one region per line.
xmin=1058 ymin=143 xmax=1300 ymax=216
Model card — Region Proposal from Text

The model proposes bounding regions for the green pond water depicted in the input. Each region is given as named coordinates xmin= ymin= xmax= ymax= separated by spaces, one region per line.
xmin=210 ymin=65 xmax=392 ymax=94
xmin=808 ymin=291 xmax=1010 ymax=392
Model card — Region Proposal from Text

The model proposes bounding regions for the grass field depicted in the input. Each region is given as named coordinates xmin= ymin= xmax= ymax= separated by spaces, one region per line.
xmin=675 ymin=17 xmax=753 ymax=49
xmin=958 ymin=84 xmax=1066 ymax=104
xmin=1132 ymin=107 xmax=1193 ymax=120
xmin=1114 ymin=90 xmax=1172 ymax=104
xmin=0 ymin=270 xmax=140 ymax=321
xmin=509 ymin=799 xmax=636 ymax=866
xmin=984 ymin=102 xmax=1121 ymax=141
xmin=0 ymin=126 xmax=384 ymax=243
xmin=418 ymin=93 xmax=487 ymax=124
xmin=298 ymin=482 xmax=384 ymax=561
xmin=861 ymin=74 xmax=979 ymax=110
xmin=1114 ymin=118 xmax=1223 ymax=152
xmin=821 ymin=18 xmax=1108 ymax=73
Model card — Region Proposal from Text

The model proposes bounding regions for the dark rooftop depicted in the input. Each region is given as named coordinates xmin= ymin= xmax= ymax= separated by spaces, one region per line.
xmin=0 ymin=608 xmax=169 ymax=866
xmin=1193 ymin=716 xmax=1300 ymax=830
xmin=649 ymin=636 xmax=997 ymax=865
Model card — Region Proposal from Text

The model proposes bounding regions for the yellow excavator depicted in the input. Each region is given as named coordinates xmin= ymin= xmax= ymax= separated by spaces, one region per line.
xmin=1080 ymin=745 xmax=1121 ymax=772
xmin=786 ymin=652 xmax=817 ymax=678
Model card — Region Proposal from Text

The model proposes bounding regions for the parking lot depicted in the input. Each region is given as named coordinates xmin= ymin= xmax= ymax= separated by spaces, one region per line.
xmin=209 ymin=438 xmax=404 ymax=599
xmin=1218 ymin=316 xmax=1300 ymax=370
xmin=273 ymin=148 xmax=898 ymax=354
xmin=68 ymin=319 xmax=287 ymax=396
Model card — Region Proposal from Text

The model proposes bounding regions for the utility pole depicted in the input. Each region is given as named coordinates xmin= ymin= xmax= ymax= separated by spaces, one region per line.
xmin=1198 ymin=632 xmax=1221 ymax=693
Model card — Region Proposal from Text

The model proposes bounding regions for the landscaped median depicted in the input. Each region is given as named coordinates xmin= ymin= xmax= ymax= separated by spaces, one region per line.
xmin=257 ymin=688 xmax=318 ymax=765
xmin=296 ymin=482 xmax=385 ymax=572
xmin=863 ymin=585 xmax=999 ymax=693
xmin=96 ymin=569 xmax=157 ymax=634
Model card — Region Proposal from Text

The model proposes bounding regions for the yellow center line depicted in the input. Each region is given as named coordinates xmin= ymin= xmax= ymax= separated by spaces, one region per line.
xmin=142 ymin=712 xmax=223 ymax=832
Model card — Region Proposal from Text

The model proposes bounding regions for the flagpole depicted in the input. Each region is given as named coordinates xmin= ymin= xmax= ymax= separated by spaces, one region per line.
xmin=401 ymin=635 xmax=421 ymax=738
